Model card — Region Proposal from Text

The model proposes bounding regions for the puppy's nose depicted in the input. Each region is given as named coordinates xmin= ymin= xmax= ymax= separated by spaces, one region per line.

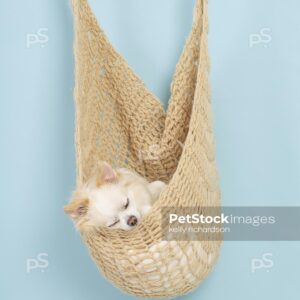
xmin=127 ymin=215 xmax=138 ymax=227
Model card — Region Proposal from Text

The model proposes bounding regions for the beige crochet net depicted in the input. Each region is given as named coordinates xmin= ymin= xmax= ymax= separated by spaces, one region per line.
xmin=72 ymin=0 xmax=221 ymax=298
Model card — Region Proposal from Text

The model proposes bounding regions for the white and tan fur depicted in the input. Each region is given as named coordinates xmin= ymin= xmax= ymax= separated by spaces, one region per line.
xmin=64 ymin=162 xmax=166 ymax=231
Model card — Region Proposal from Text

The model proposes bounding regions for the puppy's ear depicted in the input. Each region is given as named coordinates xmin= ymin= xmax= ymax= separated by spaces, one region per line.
xmin=64 ymin=197 xmax=89 ymax=220
xmin=96 ymin=161 xmax=117 ymax=186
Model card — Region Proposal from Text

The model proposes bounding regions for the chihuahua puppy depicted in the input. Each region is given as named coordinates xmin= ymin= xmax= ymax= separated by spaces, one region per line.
xmin=64 ymin=162 xmax=166 ymax=231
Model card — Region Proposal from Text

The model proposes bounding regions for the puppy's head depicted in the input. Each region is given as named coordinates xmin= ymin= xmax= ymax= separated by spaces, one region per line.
xmin=64 ymin=162 xmax=143 ymax=231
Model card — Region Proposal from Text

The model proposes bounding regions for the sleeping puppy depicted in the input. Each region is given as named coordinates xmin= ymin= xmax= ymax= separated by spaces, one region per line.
xmin=64 ymin=162 xmax=166 ymax=231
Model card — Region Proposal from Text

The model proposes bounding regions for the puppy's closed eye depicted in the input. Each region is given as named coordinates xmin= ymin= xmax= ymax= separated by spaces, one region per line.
xmin=124 ymin=198 xmax=130 ymax=209
xmin=108 ymin=219 xmax=120 ymax=227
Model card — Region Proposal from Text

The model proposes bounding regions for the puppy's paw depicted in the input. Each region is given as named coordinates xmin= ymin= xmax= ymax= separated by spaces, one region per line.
xmin=148 ymin=180 xmax=167 ymax=201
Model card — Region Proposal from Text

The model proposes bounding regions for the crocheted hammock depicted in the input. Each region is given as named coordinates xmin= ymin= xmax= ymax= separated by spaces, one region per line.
xmin=72 ymin=0 xmax=221 ymax=298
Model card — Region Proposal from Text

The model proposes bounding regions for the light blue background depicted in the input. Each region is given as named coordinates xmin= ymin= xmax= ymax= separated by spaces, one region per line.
xmin=1 ymin=0 xmax=299 ymax=299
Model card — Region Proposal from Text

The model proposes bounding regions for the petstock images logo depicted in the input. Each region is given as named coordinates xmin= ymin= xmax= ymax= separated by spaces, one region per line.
xmin=161 ymin=207 xmax=300 ymax=241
